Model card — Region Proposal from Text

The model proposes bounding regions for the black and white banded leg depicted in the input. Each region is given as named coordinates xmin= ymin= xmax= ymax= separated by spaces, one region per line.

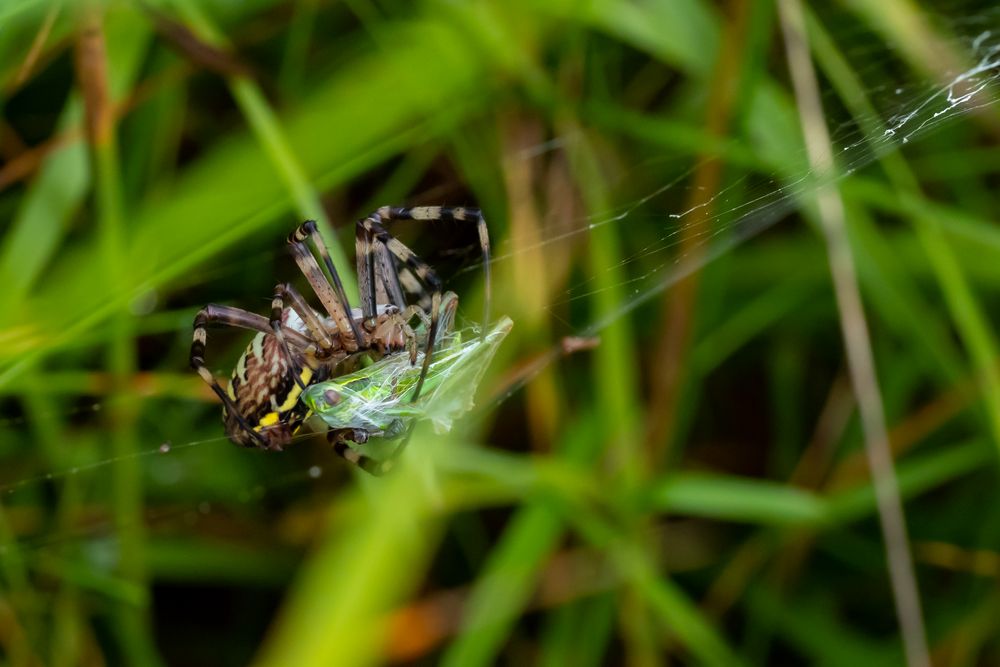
xmin=355 ymin=206 xmax=492 ymax=402
xmin=287 ymin=220 xmax=364 ymax=348
xmin=355 ymin=205 xmax=491 ymax=332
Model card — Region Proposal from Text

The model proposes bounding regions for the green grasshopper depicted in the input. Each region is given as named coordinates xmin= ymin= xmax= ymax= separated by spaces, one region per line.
xmin=302 ymin=313 xmax=512 ymax=459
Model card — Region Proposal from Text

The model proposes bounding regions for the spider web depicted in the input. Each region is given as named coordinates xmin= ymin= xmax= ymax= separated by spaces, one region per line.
xmin=3 ymin=0 xmax=1000 ymax=555
xmin=520 ymin=3 xmax=1000 ymax=336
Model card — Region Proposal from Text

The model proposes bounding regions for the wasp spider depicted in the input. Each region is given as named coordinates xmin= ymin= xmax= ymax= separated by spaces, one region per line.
xmin=190 ymin=206 xmax=491 ymax=471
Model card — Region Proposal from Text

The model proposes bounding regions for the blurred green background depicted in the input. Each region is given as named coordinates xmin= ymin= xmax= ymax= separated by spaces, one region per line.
xmin=1 ymin=0 xmax=1000 ymax=665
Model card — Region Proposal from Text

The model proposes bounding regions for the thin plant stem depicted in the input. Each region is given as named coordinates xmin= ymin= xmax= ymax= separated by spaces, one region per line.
xmin=646 ymin=0 xmax=751 ymax=463
xmin=777 ymin=2 xmax=930 ymax=666
xmin=76 ymin=7 xmax=162 ymax=666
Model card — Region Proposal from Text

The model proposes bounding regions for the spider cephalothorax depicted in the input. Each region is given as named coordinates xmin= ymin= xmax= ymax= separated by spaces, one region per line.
xmin=190 ymin=207 xmax=491 ymax=463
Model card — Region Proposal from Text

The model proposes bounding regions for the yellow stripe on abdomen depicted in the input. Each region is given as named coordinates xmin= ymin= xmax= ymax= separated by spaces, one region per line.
xmin=277 ymin=367 xmax=313 ymax=412
xmin=255 ymin=411 xmax=280 ymax=429
xmin=253 ymin=367 xmax=314 ymax=432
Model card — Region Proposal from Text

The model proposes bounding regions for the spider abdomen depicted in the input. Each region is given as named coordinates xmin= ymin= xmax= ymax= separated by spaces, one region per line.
xmin=224 ymin=308 xmax=321 ymax=449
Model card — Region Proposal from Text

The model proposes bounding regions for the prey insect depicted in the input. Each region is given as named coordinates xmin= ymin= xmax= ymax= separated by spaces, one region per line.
xmin=190 ymin=206 xmax=492 ymax=472
xmin=303 ymin=307 xmax=512 ymax=473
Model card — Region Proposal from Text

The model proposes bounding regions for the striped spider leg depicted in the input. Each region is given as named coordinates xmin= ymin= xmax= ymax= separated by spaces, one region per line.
xmin=357 ymin=206 xmax=491 ymax=335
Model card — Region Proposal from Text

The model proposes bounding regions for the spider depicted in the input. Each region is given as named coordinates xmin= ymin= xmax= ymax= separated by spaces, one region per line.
xmin=190 ymin=206 xmax=491 ymax=472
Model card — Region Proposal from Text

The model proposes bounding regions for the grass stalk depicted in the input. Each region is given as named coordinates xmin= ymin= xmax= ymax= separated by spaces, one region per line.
xmin=562 ymin=121 xmax=642 ymax=485
xmin=438 ymin=120 xmax=572 ymax=667
xmin=565 ymin=507 xmax=744 ymax=666
xmin=777 ymin=2 xmax=929 ymax=665
xmin=76 ymin=9 xmax=160 ymax=665
xmin=440 ymin=414 xmax=604 ymax=667
xmin=0 ymin=505 xmax=37 ymax=667
xmin=278 ymin=0 xmax=317 ymax=94
xmin=645 ymin=0 xmax=751 ymax=462
xmin=23 ymin=371 xmax=84 ymax=666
